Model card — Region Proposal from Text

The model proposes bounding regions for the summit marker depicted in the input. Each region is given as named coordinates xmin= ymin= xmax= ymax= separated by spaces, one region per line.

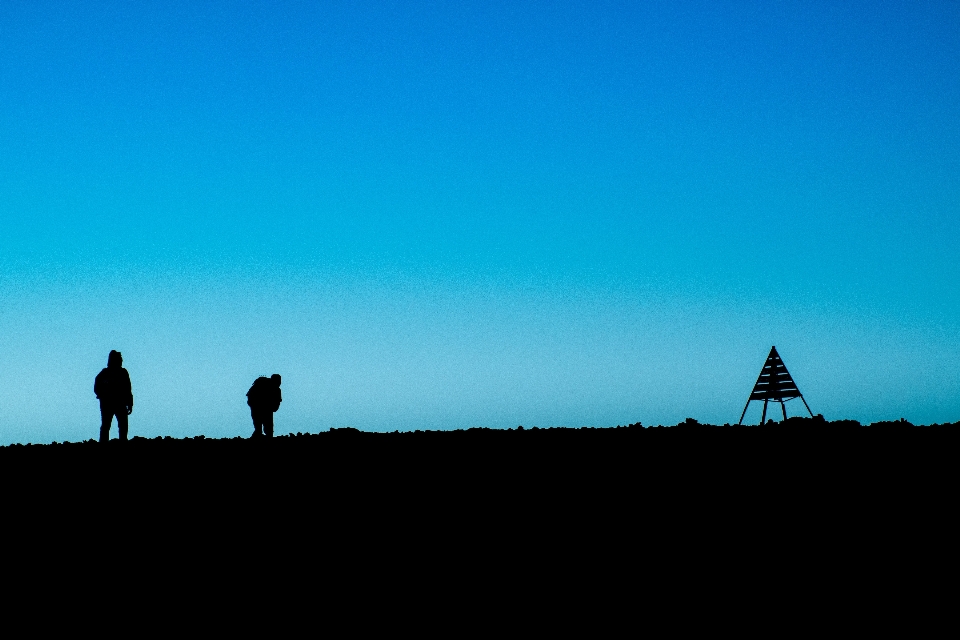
xmin=738 ymin=346 xmax=813 ymax=425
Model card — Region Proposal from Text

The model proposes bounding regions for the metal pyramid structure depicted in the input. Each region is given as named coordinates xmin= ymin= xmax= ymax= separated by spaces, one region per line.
xmin=738 ymin=346 xmax=813 ymax=425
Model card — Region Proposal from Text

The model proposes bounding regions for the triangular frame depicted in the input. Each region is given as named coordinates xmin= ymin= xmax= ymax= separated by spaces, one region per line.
xmin=738 ymin=346 xmax=813 ymax=425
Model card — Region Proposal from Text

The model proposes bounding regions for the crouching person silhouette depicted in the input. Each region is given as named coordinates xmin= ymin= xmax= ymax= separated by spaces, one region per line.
xmin=247 ymin=374 xmax=282 ymax=438
xmin=94 ymin=350 xmax=134 ymax=443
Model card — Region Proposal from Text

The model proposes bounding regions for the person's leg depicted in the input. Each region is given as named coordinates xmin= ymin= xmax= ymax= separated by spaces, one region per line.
xmin=100 ymin=406 xmax=113 ymax=443
xmin=264 ymin=412 xmax=274 ymax=438
xmin=117 ymin=410 xmax=128 ymax=441
xmin=251 ymin=410 xmax=263 ymax=437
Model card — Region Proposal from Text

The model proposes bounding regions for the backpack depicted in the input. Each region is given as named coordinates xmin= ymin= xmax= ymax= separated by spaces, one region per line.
xmin=246 ymin=377 xmax=271 ymax=407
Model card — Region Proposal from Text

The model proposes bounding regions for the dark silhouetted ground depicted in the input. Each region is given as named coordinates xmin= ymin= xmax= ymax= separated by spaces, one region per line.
xmin=4 ymin=415 xmax=955 ymax=604
xmin=4 ymin=417 xmax=957 ymax=501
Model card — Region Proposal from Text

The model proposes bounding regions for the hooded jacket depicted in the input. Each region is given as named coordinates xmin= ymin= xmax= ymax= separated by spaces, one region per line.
xmin=95 ymin=366 xmax=133 ymax=408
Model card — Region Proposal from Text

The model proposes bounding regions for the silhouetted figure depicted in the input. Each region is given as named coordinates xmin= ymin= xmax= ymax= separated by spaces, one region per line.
xmin=247 ymin=374 xmax=282 ymax=438
xmin=94 ymin=350 xmax=134 ymax=443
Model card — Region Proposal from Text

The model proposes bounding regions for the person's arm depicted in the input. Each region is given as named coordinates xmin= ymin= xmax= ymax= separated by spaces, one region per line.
xmin=125 ymin=370 xmax=134 ymax=415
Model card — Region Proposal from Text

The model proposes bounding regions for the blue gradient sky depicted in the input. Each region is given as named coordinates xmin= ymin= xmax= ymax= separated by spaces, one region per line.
xmin=2 ymin=2 xmax=959 ymax=443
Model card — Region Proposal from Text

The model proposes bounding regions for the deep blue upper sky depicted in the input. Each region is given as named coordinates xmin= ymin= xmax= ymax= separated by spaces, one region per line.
xmin=2 ymin=2 xmax=959 ymax=443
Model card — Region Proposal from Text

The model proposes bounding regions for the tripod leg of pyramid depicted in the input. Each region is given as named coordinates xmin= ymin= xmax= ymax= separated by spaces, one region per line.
xmin=738 ymin=398 xmax=751 ymax=425
xmin=760 ymin=400 xmax=768 ymax=426
xmin=799 ymin=393 xmax=814 ymax=417
xmin=780 ymin=400 xmax=787 ymax=421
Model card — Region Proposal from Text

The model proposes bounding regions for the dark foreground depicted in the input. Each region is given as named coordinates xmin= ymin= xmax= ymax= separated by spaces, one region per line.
xmin=4 ymin=416 xmax=956 ymax=606
xmin=5 ymin=416 xmax=958 ymax=492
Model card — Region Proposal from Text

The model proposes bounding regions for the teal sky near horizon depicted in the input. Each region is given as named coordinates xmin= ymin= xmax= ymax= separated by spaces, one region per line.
xmin=2 ymin=2 xmax=959 ymax=444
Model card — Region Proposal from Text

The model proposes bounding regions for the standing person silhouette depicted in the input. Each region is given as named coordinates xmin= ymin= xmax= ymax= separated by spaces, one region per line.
xmin=247 ymin=374 xmax=282 ymax=438
xmin=94 ymin=350 xmax=134 ymax=443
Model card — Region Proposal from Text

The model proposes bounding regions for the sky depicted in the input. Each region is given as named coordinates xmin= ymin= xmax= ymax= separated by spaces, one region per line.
xmin=1 ymin=1 xmax=959 ymax=444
